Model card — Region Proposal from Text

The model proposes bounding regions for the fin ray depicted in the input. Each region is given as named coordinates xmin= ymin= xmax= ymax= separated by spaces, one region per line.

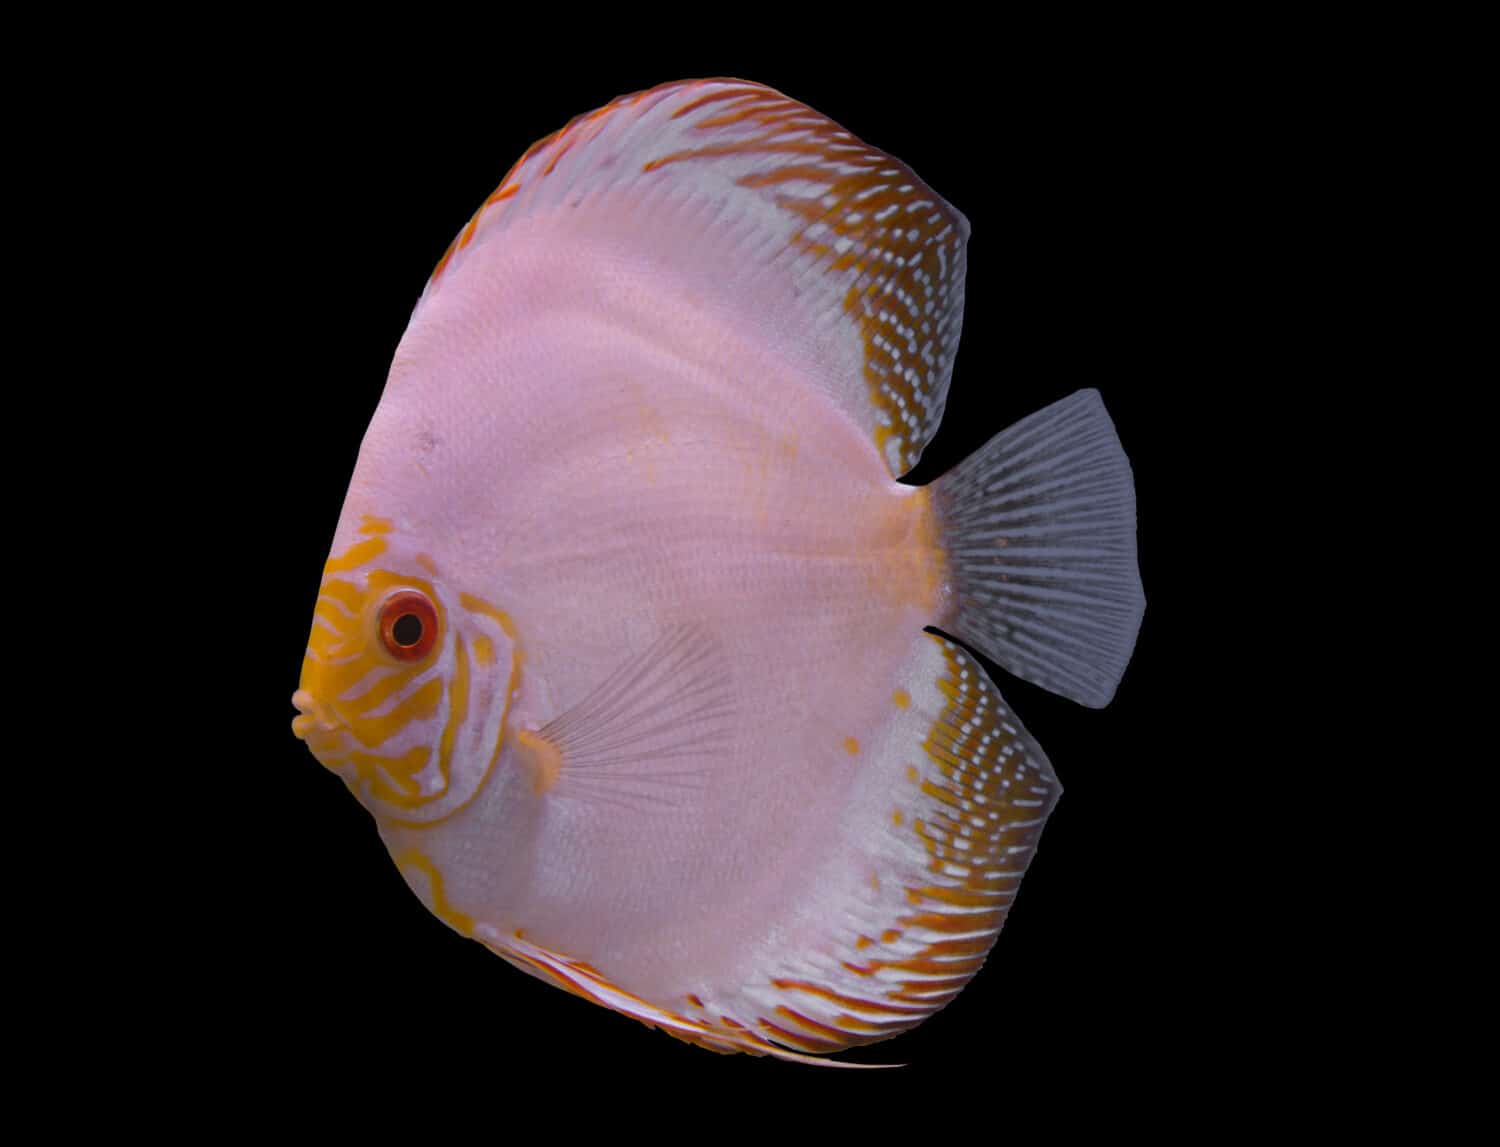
xmin=482 ymin=931 xmax=896 ymax=1068
xmin=419 ymin=78 xmax=969 ymax=478
xmin=661 ymin=635 xmax=1059 ymax=1057
xmin=482 ymin=636 xmax=1054 ymax=1063
xmin=934 ymin=389 xmax=1145 ymax=707
xmin=525 ymin=624 xmax=732 ymax=808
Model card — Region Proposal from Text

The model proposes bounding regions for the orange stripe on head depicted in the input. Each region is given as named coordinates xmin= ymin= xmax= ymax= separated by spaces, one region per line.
xmin=323 ymin=536 xmax=387 ymax=575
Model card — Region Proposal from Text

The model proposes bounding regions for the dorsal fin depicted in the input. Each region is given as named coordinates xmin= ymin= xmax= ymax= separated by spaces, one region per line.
xmin=420 ymin=78 xmax=970 ymax=478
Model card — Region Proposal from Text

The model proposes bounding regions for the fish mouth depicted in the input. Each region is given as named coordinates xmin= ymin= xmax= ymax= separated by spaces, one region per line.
xmin=291 ymin=688 xmax=345 ymax=743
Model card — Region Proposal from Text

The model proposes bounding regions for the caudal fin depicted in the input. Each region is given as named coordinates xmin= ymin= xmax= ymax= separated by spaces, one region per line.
xmin=932 ymin=389 xmax=1145 ymax=708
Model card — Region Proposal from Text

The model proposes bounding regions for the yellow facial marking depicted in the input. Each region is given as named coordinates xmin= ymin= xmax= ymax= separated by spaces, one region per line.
xmin=472 ymin=634 xmax=495 ymax=667
xmin=436 ymin=638 xmax=471 ymax=789
xmin=395 ymin=851 xmax=474 ymax=936
xmin=304 ymin=568 xmax=445 ymax=692
xmin=299 ymin=532 xmax=513 ymax=821
xmin=515 ymin=728 xmax=563 ymax=796
xmin=843 ymin=736 xmax=860 ymax=755
xmin=333 ymin=665 xmax=411 ymax=715
xmin=354 ymin=678 xmax=443 ymax=748
xmin=416 ymin=553 xmax=440 ymax=577
xmin=318 ymin=578 xmax=364 ymax=614
xmin=460 ymin=592 xmax=521 ymax=644
xmin=349 ymin=745 xmax=430 ymax=802
xmin=360 ymin=516 xmax=395 ymax=535
xmin=323 ymin=536 xmax=388 ymax=574
xmin=892 ymin=689 xmax=910 ymax=709
xmin=312 ymin=599 xmax=351 ymax=630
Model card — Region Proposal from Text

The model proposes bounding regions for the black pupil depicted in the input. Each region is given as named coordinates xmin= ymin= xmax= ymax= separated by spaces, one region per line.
xmin=392 ymin=613 xmax=424 ymax=647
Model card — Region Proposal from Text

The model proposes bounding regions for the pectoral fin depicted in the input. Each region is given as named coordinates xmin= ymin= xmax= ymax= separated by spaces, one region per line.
xmin=515 ymin=624 xmax=733 ymax=810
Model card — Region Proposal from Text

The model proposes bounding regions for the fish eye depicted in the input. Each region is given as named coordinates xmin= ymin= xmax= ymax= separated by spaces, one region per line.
xmin=378 ymin=590 xmax=439 ymax=662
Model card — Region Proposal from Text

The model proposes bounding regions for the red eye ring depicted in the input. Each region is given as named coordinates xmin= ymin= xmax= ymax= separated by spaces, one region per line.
xmin=377 ymin=590 xmax=439 ymax=662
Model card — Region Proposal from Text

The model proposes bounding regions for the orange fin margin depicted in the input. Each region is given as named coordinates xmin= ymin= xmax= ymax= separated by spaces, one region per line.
xmin=472 ymin=636 xmax=1055 ymax=1066
xmin=419 ymin=78 xmax=969 ymax=478
xmin=481 ymin=931 xmax=897 ymax=1069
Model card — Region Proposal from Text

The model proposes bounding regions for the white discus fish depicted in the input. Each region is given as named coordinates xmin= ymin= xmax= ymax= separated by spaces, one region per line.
xmin=291 ymin=78 xmax=1144 ymax=1065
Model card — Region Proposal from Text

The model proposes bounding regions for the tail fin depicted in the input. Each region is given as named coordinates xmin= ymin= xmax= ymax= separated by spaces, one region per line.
xmin=932 ymin=389 xmax=1145 ymax=708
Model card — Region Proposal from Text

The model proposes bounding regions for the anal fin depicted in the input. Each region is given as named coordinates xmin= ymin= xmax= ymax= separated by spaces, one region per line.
xmin=665 ymin=633 xmax=1059 ymax=1058
xmin=479 ymin=634 xmax=1054 ymax=1064
xmin=479 ymin=928 xmax=894 ymax=1068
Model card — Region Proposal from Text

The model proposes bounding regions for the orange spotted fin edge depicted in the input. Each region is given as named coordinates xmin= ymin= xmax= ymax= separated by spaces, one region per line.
xmin=418 ymin=78 xmax=969 ymax=479
xmin=480 ymin=930 xmax=899 ymax=1069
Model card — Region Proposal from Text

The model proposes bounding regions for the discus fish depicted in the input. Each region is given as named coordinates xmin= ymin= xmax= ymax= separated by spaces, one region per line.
xmin=291 ymin=79 xmax=1144 ymax=1065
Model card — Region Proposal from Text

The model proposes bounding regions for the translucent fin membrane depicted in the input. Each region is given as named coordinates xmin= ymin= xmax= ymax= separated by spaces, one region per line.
xmin=533 ymin=625 xmax=733 ymax=812
xmin=934 ymin=389 xmax=1145 ymax=708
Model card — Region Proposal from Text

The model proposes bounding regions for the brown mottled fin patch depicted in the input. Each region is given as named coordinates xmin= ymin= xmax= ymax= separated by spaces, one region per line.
xmin=479 ymin=930 xmax=895 ymax=1068
xmin=418 ymin=78 xmax=969 ymax=478
xmin=485 ymin=634 xmax=1059 ymax=1065
xmin=679 ymin=633 xmax=1060 ymax=1059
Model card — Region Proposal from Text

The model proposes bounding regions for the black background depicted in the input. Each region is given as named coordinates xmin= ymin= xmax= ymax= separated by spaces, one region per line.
xmin=187 ymin=38 xmax=1243 ymax=1111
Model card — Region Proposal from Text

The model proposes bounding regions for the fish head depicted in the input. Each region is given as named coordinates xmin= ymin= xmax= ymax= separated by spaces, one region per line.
xmin=291 ymin=515 xmax=521 ymax=825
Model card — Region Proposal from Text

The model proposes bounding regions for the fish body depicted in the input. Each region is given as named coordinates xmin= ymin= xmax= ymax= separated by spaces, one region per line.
xmin=293 ymin=80 xmax=1144 ymax=1063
